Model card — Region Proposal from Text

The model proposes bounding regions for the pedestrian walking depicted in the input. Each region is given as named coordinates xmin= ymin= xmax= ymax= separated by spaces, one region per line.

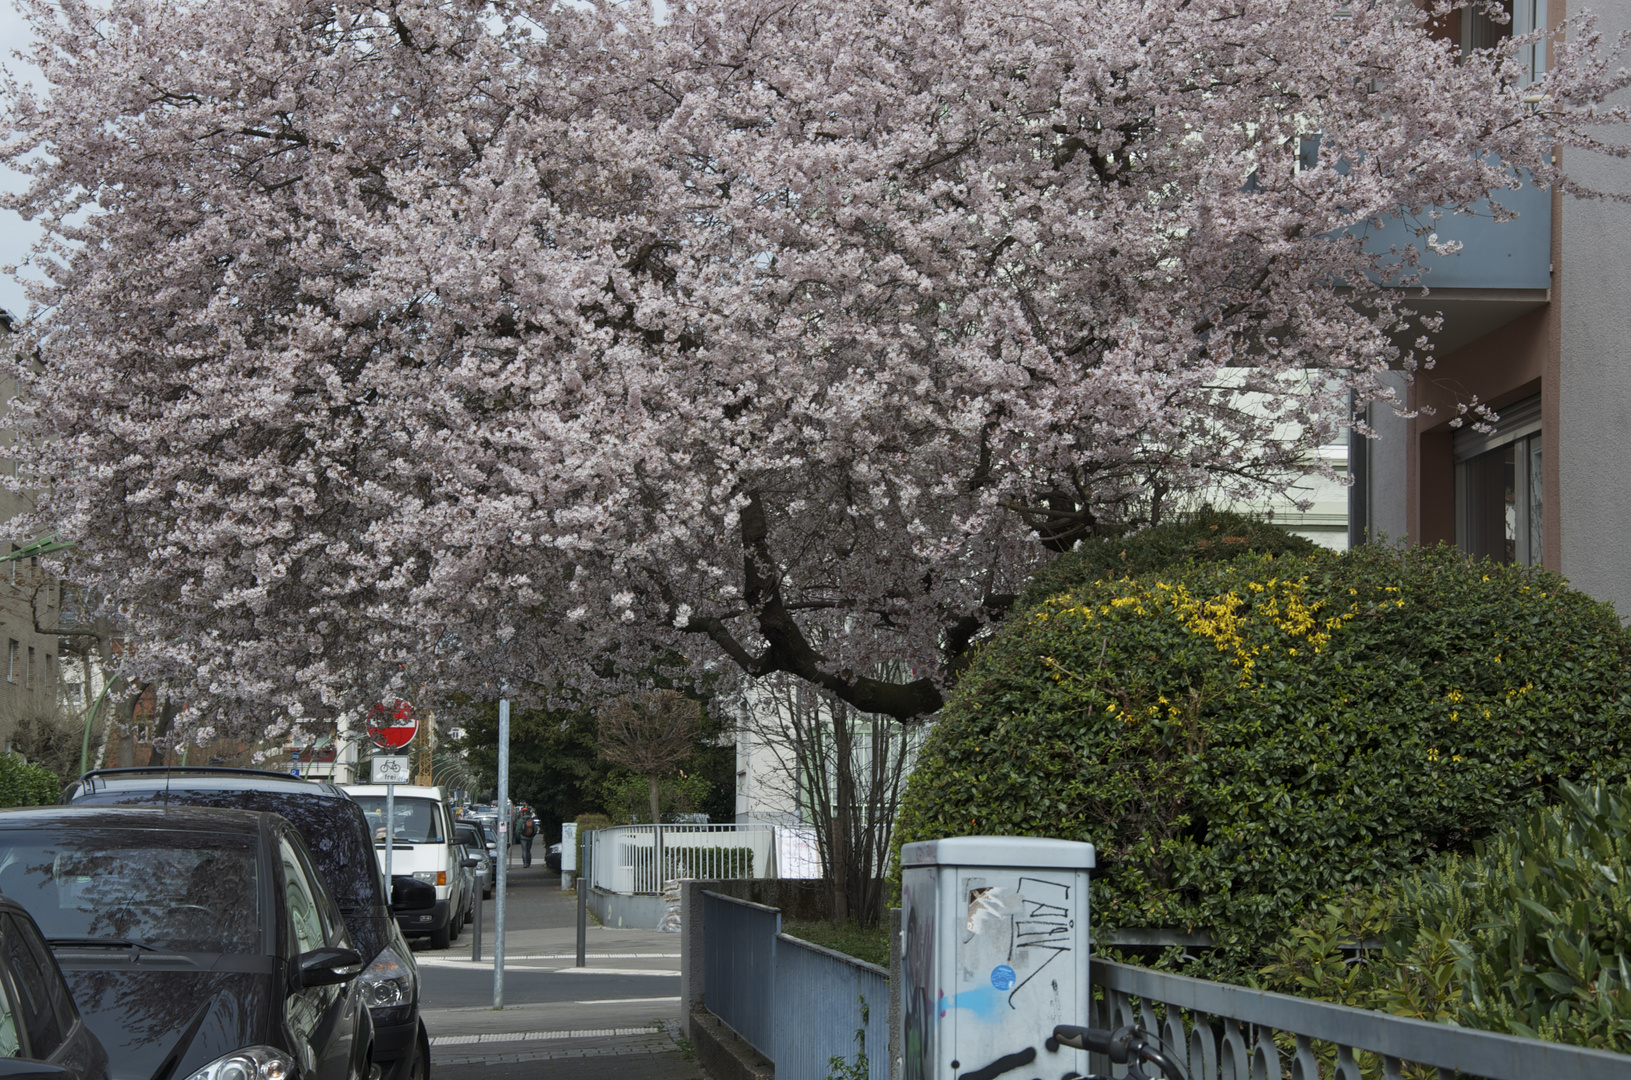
xmin=514 ymin=805 xmax=538 ymax=867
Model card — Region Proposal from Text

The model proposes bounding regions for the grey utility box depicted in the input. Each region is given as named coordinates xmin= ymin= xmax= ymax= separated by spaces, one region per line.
xmin=898 ymin=836 xmax=1096 ymax=1080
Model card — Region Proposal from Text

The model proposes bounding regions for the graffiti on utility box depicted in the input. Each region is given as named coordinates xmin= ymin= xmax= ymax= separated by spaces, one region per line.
xmin=897 ymin=837 xmax=1094 ymax=1080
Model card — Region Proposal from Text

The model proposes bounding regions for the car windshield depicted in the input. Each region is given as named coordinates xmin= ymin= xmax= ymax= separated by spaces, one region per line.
xmin=0 ymin=829 xmax=261 ymax=954
xmin=455 ymin=826 xmax=485 ymax=851
xmin=353 ymin=797 xmax=443 ymax=843
xmin=67 ymin=785 xmax=390 ymax=962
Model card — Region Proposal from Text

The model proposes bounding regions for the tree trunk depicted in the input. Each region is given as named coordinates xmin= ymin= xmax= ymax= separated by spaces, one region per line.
xmin=647 ymin=772 xmax=661 ymax=826
xmin=832 ymin=702 xmax=853 ymax=926
xmin=146 ymin=691 xmax=178 ymax=767
xmin=115 ymin=683 xmax=142 ymax=768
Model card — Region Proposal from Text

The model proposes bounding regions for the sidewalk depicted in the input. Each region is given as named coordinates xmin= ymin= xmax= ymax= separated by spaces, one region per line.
xmin=421 ymin=855 xmax=704 ymax=1079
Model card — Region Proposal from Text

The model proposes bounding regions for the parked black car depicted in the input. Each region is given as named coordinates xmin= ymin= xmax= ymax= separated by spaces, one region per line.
xmin=0 ymin=895 xmax=109 ymax=1080
xmin=62 ymin=769 xmax=431 ymax=1080
xmin=0 ymin=806 xmax=371 ymax=1080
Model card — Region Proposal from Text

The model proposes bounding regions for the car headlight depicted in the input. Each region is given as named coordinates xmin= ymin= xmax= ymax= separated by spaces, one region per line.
xmin=360 ymin=946 xmax=416 ymax=1010
xmin=412 ymin=870 xmax=447 ymax=886
xmin=181 ymin=1047 xmax=295 ymax=1080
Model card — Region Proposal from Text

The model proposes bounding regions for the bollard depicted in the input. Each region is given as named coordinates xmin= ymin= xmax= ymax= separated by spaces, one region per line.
xmin=576 ymin=835 xmax=589 ymax=967
xmin=471 ymin=871 xmax=483 ymax=962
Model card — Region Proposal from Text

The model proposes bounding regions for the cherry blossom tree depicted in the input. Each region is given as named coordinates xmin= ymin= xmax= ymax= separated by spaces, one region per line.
xmin=2 ymin=0 xmax=1627 ymax=732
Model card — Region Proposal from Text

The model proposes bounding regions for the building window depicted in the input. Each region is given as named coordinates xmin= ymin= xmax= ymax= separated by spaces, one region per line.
xmin=43 ymin=655 xmax=53 ymax=694
xmin=5 ymin=641 xmax=15 ymax=683
xmin=23 ymin=647 xmax=34 ymax=690
xmin=1462 ymin=0 xmax=1514 ymax=52
xmin=1460 ymin=0 xmax=1544 ymax=84
xmin=1455 ymin=395 xmax=1542 ymax=567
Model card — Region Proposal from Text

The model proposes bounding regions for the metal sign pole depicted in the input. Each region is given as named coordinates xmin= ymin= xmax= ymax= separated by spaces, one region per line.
xmin=385 ymin=782 xmax=395 ymax=884
xmin=494 ymin=698 xmax=510 ymax=1009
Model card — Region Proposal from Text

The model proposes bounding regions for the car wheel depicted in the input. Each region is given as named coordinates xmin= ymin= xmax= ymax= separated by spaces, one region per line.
xmin=449 ymin=910 xmax=462 ymax=940
xmin=429 ymin=921 xmax=452 ymax=950
xmin=410 ymin=1023 xmax=430 ymax=1080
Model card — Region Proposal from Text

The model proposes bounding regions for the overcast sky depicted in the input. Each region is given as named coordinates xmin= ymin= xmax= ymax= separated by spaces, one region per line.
xmin=0 ymin=1 xmax=40 ymax=319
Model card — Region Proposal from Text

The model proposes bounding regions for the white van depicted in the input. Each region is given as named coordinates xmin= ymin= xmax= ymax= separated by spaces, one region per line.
xmin=344 ymin=783 xmax=472 ymax=949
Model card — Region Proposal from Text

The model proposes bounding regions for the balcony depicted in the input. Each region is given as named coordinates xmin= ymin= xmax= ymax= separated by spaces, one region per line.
xmin=1360 ymin=177 xmax=1551 ymax=354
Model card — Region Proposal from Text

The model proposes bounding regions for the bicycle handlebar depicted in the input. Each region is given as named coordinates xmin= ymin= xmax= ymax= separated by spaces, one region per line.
xmin=1050 ymin=1025 xmax=1186 ymax=1080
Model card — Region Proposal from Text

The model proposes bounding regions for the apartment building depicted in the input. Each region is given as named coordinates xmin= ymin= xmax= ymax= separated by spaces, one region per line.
xmin=1345 ymin=0 xmax=1631 ymax=620
xmin=0 ymin=312 xmax=68 ymax=744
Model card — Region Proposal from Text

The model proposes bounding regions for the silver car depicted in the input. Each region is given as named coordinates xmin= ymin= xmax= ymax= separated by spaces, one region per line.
xmin=455 ymin=822 xmax=494 ymax=899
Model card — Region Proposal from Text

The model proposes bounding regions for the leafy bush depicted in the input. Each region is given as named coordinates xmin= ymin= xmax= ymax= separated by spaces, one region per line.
xmin=600 ymin=770 xmax=714 ymax=824
xmin=896 ymin=541 xmax=1631 ymax=974
xmin=1261 ymin=778 xmax=1631 ymax=1052
xmin=1015 ymin=509 xmax=1317 ymax=612
xmin=0 ymin=754 xmax=59 ymax=808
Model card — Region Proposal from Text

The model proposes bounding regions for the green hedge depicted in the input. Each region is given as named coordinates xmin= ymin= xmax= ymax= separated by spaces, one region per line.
xmin=1014 ymin=509 xmax=1318 ymax=612
xmin=896 ymin=541 xmax=1631 ymax=974
xmin=0 ymin=754 xmax=59 ymax=808
xmin=1262 ymin=778 xmax=1631 ymax=1052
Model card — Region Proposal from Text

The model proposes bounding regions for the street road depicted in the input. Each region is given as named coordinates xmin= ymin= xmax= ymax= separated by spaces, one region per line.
xmin=415 ymin=849 xmax=702 ymax=1079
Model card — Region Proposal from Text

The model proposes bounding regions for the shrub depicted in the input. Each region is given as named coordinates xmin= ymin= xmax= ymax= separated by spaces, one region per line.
xmin=895 ymin=542 xmax=1631 ymax=975
xmin=1261 ymin=778 xmax=1631 ymax=1052
xmin=1015 ymin=509 xmax=1318 ymax=612
xmin=0 ymin=754 xmax=59 ymax=808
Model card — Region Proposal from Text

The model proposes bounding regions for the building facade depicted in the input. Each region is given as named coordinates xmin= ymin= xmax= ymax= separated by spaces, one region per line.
xmin=1350 ymin=0 xmax=1631 ymax=621
xmin=0 ymin=315 xmax=69 ymax=746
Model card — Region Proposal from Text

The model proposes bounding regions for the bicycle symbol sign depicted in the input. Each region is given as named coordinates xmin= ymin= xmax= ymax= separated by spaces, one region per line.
xmin=371 ymin=754 xmax=412 ymax=785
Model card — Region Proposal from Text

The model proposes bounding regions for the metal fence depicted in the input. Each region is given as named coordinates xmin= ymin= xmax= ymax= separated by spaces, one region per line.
xmin=588 ymin=823 xmax=819 ymax=894
xmin=703 ymin=891 xmax=781 ymax=1059
xmin=773 ymin=934 xmax=890 ymax=1080
xmin=1090 ymin=958 xmax=1631 ymax=1080
xmin=702 ymin=890 xmax=891 ymax=1080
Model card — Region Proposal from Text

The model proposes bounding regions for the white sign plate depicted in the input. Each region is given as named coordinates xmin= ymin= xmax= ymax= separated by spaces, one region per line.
xmin=371 ymin=754 xmax=412 ymax=785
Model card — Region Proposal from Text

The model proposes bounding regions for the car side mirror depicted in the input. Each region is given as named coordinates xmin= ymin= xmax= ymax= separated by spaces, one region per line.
xmin=297 ymin=947 xmax=363 ymax=988
xmin=462 ymin=857 xmax=481 ymax=869
xmin=391 ymin=875 xmax=435 ymax=912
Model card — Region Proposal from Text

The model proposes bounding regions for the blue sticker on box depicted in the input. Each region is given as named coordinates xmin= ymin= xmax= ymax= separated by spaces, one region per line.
xmin=990 ymin=964 xmax=1016 ymax=990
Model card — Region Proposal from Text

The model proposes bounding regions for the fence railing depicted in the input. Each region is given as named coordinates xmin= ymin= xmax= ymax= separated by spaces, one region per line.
xmin=702 ymin=890 xmax=890 ymax=1080
xmin=774 ymin=933 xmax=889 ymax=1080
xmin=588 ymin=823 xmax=819 ymax=895
xmin=1091 ymin=958 xmax=1631 ymax=1080
xmin=704 ymin=891 xmax=781 ymax=1059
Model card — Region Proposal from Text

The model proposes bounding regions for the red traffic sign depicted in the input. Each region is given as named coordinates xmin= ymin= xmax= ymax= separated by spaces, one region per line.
xmin=366 ymin=699 xmax=418 ymax=751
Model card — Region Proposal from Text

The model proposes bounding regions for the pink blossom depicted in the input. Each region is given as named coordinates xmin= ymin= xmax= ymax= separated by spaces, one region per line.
xmin=2 ymin=0 xmax=1626 ymax=731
